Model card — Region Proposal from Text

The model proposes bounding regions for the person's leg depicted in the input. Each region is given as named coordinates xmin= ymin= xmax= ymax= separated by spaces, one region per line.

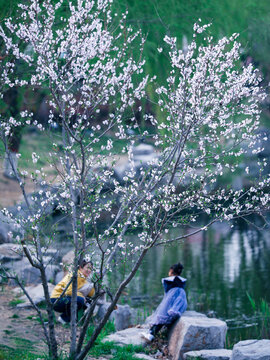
xmin=76 ymin=296 xmax=87 ymax=320
xmin=150 ymin=324 xmax=163 ymax=336
xmin=77 ymin=296 xmax=86 ymax=312
xmin=142 ymin=323 xmax=164 ymax=342
xmin=52 ymin=296 xmax=72 ymax=323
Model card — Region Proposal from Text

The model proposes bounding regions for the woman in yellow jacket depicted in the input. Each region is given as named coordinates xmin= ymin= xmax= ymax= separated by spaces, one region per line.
xmin=50 ymin=259 xmax=95 ymax=324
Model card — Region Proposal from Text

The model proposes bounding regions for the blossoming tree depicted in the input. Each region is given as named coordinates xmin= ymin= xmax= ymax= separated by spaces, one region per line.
xmin=0 ymin=1 xmax=269 ymax=359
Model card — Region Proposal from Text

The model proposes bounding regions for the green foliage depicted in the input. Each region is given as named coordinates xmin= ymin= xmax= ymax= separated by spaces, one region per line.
xmin=2 ymin=0 xmax=270 ymax=79
xmin=111 ymin=0 xmax=270 ymax=79
xmin=226 ymin=294 xmax=270 ymax=348
xmin=11 ymin=313 xmax=19 ymax=319
xmin=247 ymin=292 xmax=270 ymax=338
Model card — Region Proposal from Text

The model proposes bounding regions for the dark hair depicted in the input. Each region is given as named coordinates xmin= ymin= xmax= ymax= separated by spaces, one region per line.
xmin=170 ymin=262 xmax=184 ymax=276
xmin=79 ymin=259 xmax=93 ymax=269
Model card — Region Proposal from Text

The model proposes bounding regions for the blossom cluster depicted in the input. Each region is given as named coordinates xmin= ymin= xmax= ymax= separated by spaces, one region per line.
xmin=0 ymin=5 xmax=269 ymax=275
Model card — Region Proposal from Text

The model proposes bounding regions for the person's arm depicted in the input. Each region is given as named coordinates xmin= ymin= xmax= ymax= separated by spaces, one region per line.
xmin=79 ymin=282 xmax=95 ymax=297
xmin=167 ymin=288 xmax=187 ymax=318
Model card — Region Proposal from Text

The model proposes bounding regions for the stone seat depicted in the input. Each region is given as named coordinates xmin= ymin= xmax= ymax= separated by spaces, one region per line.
xmin=102 ymin=326 xmax=149 ymax=346
xmin=231 ymin=339 xmax=270 ymax=360
xmin=168 ymin=311 xmax=227 ymax=360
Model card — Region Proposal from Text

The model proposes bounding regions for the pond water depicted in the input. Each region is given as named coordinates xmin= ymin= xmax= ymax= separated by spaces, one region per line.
xmin=122 ymin=222 xmax=270 ymax=324
xmin=56 ymin=215 xmax=270 ymax=338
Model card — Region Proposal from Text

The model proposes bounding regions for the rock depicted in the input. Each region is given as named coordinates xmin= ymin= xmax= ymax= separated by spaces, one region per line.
xmin=181 ymin=311 xmax=207 ymax=318
xmin=5 ymin=258 xmax=60 ymax=285
xmin=183 ymin=349 xmax=232 ymax=360
xmin=132 ymin=143 xmax=157 ymax=163
xmin=113 ymin=143 xmax=158 ymax=185
xmin=13 ymin=283 xmax=55 ymax=307
xmin=0 ymin=243 xmax=23 ymax=262
xmin=231 ymin=339 xmax=270 ymax=360
xmin=102 ymin=326 xmax=148 ymax=346
xmin=62 ymin=250 xmax=74 ymax=272
xmin=96 ymin=302 xmax=136 ymax=331
xmin=134 ymin=354 xmax=156 ymax=360
xmin=55 ymin=271 xmax=64 ymax=284
xmin=145 ymin=310 xmax=206 ymax=325
xmin=0 ymin=213 xmax=20 ymax=244
xmin=168 ymin=312 xmax=227 ymax=360
xmin=113 ymin=305 xmax=136 ymax=331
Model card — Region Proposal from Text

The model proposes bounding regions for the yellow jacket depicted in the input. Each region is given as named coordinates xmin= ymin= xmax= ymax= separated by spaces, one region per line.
xmin=51 ymin=270 xmax=95 ymax=299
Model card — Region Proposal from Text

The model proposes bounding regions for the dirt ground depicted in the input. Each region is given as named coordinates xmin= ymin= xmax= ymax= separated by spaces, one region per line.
xmin=0 ymin=285 xmax=73 ymax=356
xmin=0 ymin=171 xmax=36 ymax=209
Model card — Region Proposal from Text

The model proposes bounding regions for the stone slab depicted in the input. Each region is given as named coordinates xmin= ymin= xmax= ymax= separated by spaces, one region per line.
xmin=12 ymin=283 xmax=55 ymax=307
xmin=231 ymin=339 xmax=270 ymax=360
xmin=97 ymin=302 xmax=136 ymax=331
xmin=134 ymin=354 xmax=157 ymax=360
xmin=0 ymin=243 xmax=23 ymax=262
xmin=184 ymin=349 xmax=232 ymax=360
xmin=103 ymin=326 xmax=149 ymax=346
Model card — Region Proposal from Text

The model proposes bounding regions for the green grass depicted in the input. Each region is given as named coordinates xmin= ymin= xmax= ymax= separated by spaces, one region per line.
xmin=0 ymin=344 xmax=46 ymax=360
xmin=225 ymin=294 xmax=270 ymax=349
xmin=8 ymin=298 xmax=25 ymax=307
xmin=247 ymin=293 xmax=270 ymax=339
xmin=3 ymin=330 xmax=12 ymax=335
xmin=0 ymin=321 xmax=148 ymax=360
xmin=0 ymin=345 xmax=39 ymax=360
xmin=86 ymin=321 xmax=149 ymax=360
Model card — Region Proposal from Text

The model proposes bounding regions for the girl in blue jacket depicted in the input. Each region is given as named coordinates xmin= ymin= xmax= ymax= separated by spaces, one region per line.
xmin=142 ymin=262 xmax=187 ymax=341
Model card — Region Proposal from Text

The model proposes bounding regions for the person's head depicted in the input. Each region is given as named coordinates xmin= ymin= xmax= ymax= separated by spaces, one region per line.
xmin=79 ymin=259 xmax=93 ymax=277
xmin=168 ymin=262 xmax=184 ymax=276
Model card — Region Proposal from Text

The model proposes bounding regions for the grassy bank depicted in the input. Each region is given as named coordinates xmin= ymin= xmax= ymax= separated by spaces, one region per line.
xmin=0 ymin=321 xmax=149 ymax=360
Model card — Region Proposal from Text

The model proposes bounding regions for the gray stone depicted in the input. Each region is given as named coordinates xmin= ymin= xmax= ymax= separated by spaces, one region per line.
xmin=96 ymin=302 xmax=136 ymax=331
xmin=13 ymin=283 xmax=55 ymax=307
xmin=102 ymin=326 xmax=148 ymax=346
xmin=0 ymin=213 xmax=20 ymax=244
xmin=5 ymin=258 xmax=60 ymax=285
xmin=231 ymin=339 xmax=270 ymax=360
xmin=145 ymin=310 xmax=206 ymax=325
xmin=182 ymin=311 xmax=207 ymax=318
xmin=183 ymin=349 xmax=232 ymax=360
xmin=55 ymin=271 xmax=64 ymax=284
xmin=132 ymin=143 xmax=157 ymax=163
xmin=134 ymin=354 xmax=156 ymax=360
xmin=168 ymin=313 xmax=227 ymax=360
xmin=113 ymin=144 xmax=158 ymax=185
xmin=62 ymin=250 xmax=74 ymax=271
xmin=0 ymin=243 xmax=23 ymax=262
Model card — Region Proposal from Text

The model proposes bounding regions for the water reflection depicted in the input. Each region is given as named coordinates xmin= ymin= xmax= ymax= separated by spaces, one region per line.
xmin=127 ymin=224 xmax=270 ymax=319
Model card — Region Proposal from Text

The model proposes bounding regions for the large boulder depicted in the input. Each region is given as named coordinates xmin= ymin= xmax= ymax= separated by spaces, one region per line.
xmin=96 ymin=302 xmax=136 ymax=331
xmin=134 ymin=354 xmax=156 ymax=360
xmin=0 ymin=213 xmax=20 ymax=244
xmin=5 ymin=257 xmax=60 ymax=285
xmin=168 ymin=312 xmax=227 ymax=360
xmin=0 ymin=243 xmax=23 ymax=262
xmin=62 ymin=250 xmax=74 ymax=272
xmin=113 ymin=143 xmax=158 ymax=185
xmin=183 ymin=349 xmax=232 ymax=360
xmin=231 ymin=339 xmax=270 ymax=360
xmin=102 ymin=326 xmax=148 ymax=346
xmin=13 ymin=283 xmax=55 ymax=307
